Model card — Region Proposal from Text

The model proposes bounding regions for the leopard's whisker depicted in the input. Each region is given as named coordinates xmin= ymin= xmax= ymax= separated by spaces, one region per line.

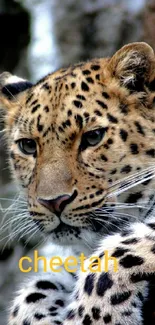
xmin=18 ymin=224 xmax=38 ymax=241
xmin=103 ymin=202 xmax=151 ymax=209
xmin=107 ymin=172 xmax=155 ymax=198
xmin=9 ymin=222 xmax=34 ymax=242
xmin=108 ymin=165 xmax=155 ymax=189
xmin=24 ymin=229 xmax=43 ymax=250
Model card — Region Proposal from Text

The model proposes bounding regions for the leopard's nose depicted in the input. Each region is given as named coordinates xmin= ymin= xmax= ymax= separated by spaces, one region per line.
xmin=38 ymin=194 xmax=72 ymax=216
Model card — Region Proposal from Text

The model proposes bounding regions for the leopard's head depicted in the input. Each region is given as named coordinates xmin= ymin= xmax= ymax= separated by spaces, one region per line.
xmin=1 ymin=43 xmax=155 ymax=251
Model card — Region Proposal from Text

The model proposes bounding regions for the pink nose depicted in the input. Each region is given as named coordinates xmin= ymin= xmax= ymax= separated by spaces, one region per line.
xmin=38 ymin=195 xmax=71 ymax=216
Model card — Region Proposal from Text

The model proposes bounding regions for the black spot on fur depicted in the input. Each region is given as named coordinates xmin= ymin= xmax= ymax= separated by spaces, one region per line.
xmin=73 ymin=100 xmax=83 ymax=108
xmin=122 ymin=310 xmax=132 ymax=316
xmin=102 ymin=92 xmax=110 ymax=99
xmin=96 ymin=273 xmax=113 ymax=296
xmin=110 ymin=169 xmax=117 ymax=175
xmin=83 ymin=314 xmax=92 ymax=325
xmin=121 ymin=165 xmax=132 ymax=174
xmin=86 ymin=77 xmax=94 ymax=84
xmin=44 ymin=106 xmax=49 ymax=113
xmin=94 ymin=109 xmax=102 ymax=116
xmin=77 ymin=94 xmax=86 ymax=100
xmin=125 ymin=192 xmax=142 ymax=204
xmin=26 ymin=292 xmax=46 ymax=303
xmin=49 ymin=306 xmax=57 ymax=312
xmin=130 ymin=272 xmax=154 ymax=283
xmin=31 ymin=99 xmax=38 ymax=106
xmin=107 ymin=138 xmax=113 ymax=145
xmin=81 ymin=81 xmax=89 ymax=91
xmin=68 ymin=109 xmax=72 ymax=116
xmin=70 ymin=132 xmax=76 ymax=141
xmin=31 ymin=104 xmax=40 ymax=114
xmin=130 ymin=143 xmax=139 ymax=154
xmin=112 ymin=247 xmax=129 ymax=258
xmin=50 ymin=312 xmax=58 ymax=316
xmin=146 ymin=149 xmax=155 ymax=157
xmin=103 ymin=314 xmax=112 ymax=323
xmin=71 ymin=82 xmax=76 ymax=89
xmin=62 ymin=119 xmax=71 ymax=128
xmin=55 ymin=299 xmax=64 ymax=307
xmin=135 ymin=121 xmax=145 ymax=135
xmin=107 ymin=113 xmax=118 ymax=123
xmin=66 ymin=310 xmax=75 ymax=320
xmin=75 ymin=114 xmax=83 ymax=129
xmin=34 ymin=313 xmax=46 ymax=320
xmin=42 ymin=82 xmax=50 ymax=90
xmin=92 ymin=307 xmax=101 ymax=320
xmin=111 ymin=291 xmax=131 ymax=305
xmin=36 ymin=281 xmax=58 ymax=290
xmin=95 ymin=74 xmax=100 ymax=80
xmin=78 ymin=305 xmax=84 ymax=317
xmin=84 ymin=274 xmax=95 ymax=295
xmin=26 ymin=93 xmax=33 ymax=104
xmin=121 ymin=238 xmax=139 ymax=245
xmin=91 ymin=64 xmax=100 ymax=70
xmin=101 ymin=154 xmax=108 ymax=162
xmin=120 ymin=254 xmax=144 ymax=268
xmin=37 ymin=115 xmax=43 ymax=132
xmin=96 ymin=100 xmax=107 ymax=109
xmin=82 ymin=70 xmax=91 ymax=75
xmin=58 ymin=126 xmax=64 ymax=133
xmin=95 ymin=189 xmax=103 ymax=196
xmin=83 ymin=112 xmax=90 ymax=121
xmin=120 ymin=129 xmax=128 ymax=142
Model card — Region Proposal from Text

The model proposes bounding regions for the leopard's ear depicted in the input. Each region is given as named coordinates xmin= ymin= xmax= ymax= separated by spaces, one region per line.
xmin=109 ymin=42 xmax=155 ymax=91
xmin=0 ymin=72 xmax=32 ymax=110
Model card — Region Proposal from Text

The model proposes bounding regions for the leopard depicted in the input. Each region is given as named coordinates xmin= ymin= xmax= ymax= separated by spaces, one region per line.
xmin=1 ymin=42 xmax=155 ymax=325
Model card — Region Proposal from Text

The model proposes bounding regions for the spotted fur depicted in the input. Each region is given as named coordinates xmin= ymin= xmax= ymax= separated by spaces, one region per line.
xmin=1 ymin=43 xmax=155 ymax=325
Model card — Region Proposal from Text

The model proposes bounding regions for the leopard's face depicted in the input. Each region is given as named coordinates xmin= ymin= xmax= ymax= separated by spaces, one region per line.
xmin=1 ymin=42 xmax=155 ymax=248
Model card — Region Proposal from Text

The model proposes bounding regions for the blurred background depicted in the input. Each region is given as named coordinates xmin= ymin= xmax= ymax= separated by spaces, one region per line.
xmin=0 ymin=0 xmax=154 ymax=323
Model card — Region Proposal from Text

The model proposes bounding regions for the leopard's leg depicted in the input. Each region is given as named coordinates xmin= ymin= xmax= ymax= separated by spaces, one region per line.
xmin=9 ymin=270 xmax=75 ymax=325
xmin=64 ymin=218 xmax=155 ymax=325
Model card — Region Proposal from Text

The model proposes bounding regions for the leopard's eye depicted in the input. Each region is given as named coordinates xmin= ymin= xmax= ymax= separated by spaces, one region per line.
xmin=17 ymin=139 xmax=37 ymax=155
xmin=80 ymin=127 xmax=108 ymax=151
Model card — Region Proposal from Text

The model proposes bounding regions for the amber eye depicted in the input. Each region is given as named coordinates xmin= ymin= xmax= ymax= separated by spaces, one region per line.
xmin=17 ymin=139 xmax=37 ymax=155
xmin=80 ymin=127 xmax=108 ymax=151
